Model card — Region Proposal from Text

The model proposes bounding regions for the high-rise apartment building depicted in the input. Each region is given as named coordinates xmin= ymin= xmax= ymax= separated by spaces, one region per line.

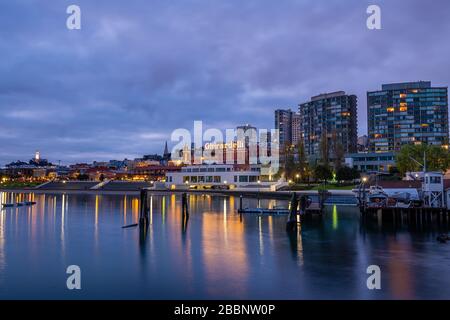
xmin=367 ymin=81 xmax=449 ymax=152
xmin=275 ymin=109 xmax=293 ymax=148
xmin=299 ymin=91 xmax=358 ymax=159
xmin=291 ymin=113 xmax=301 ymax=146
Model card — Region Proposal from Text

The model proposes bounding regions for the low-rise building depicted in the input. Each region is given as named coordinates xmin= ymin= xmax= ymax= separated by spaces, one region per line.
xmin=166 ymin=164 xmax=264 ymax=189
xmin=345 ymin=152 xmax=396 ymax=173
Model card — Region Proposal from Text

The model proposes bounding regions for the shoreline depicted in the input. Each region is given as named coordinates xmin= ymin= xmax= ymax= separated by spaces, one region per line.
xmin=0 ymin=187 xmax=357 ymax=203
xmin=0 ymin=188 xmax=141 ymax=196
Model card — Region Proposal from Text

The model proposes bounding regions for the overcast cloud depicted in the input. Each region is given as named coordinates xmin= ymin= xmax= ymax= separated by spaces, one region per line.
xmin=0 ymin=0 xmax=449 ymax=164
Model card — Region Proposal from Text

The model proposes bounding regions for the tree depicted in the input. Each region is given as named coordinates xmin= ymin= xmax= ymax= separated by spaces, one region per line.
xmin=396 ymin=144 xmax=450 ymax=176
xmin=314 ymin=164 xmax=333 ymax=183
xmin=283 ymin=143 xmax=296 ymax=180
xmin=331 ymin=130 xmax=345 ymax=169
xmin=336 ymin=166 xmax=360 ymax=183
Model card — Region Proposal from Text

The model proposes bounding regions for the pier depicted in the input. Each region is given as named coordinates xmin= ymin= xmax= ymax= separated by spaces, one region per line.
xmin=361 ymin=206 xmax=450 ymax=227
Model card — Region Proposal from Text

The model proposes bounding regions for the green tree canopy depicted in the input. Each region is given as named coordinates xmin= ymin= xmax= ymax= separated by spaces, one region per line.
xmin=283 ymin=143 xmax=296 ymax=180
xmin=396 ymin=144 xmax=450 ymax=176
xmin=314 ymin=164 xmax=333 ymax=182
xmin=296 ymin=140 xmax=310 ymax=182
xmin=336 ymin=166 xmax=360 ymax=182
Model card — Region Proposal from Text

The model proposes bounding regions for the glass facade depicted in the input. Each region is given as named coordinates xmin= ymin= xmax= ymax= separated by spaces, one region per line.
xmin=274 ymin=109 xmax=293 ymax=148
xmin=299 ymin=91 xmax=358 ymax=158
xmin=367 ymin=81 xmax=449 ymax=152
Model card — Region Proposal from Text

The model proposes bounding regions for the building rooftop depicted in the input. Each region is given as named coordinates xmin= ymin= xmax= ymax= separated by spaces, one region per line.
xmin=381 ymin=81 xmax=431 ymax=91
xmin=310 ymin=91 xmax=346 ymax=102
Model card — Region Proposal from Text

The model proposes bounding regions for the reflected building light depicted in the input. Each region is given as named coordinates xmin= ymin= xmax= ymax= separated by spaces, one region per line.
xmin=0 ymin=205 xmax=5 ymax=276
xmin=170 ymin=194 xmax=176 ymax=208
xmin=223 ymin=198 xmax=228 ymax=244
xmin=132 ymin=198 xmax=139 ymax=222
xmin=61 ymin=194 xmax=66 ymax=253
xmin=53 ymin=196 xmax=57 ymax=221
xmin=162 ymin=196 xmax=166 ymax=224
xmin=150 ymin=195 xmax=153 ymax=225
xmin=332 ymin=205 xmax=338 ymax=230
xmin=258 ymin=216 xmax=264 ymax=256
xmin=268 ymin=215 xmax=274 ymax=245
xmin=95 ymin=195 xmax=99 ymax=232
xmin=296 ymin=226 xmax=304 ymax=266
xmin=229 ymin=196 xmax=235 ymax=212
xmin=123 ymin=195 xmax=127 ymax=225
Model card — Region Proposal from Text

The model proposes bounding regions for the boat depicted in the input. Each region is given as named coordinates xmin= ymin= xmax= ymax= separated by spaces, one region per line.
xmin=1 ymin=201 xmax=36 ymax=208
xmin=365 ymin=186 xmax=419 ymax=208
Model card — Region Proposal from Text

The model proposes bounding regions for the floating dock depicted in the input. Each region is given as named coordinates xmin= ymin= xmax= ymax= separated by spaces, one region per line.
xmin=238 ymin=208 xmax=290 ymax=215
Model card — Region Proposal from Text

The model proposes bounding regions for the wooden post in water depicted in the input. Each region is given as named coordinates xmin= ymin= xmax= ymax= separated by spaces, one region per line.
xmin=181 ymin=192 xmax=189 ymax=230
xmin=182 ymin=192 xmax=189 ymax=217
xmin=139 ymin=189 xmax=149 ymax=227
xmin=286 ymin=193 xmax=298 ymax=232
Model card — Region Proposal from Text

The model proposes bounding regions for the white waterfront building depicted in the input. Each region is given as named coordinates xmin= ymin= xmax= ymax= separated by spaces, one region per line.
xmin=165 ymin=164 xmax=265 ymax=190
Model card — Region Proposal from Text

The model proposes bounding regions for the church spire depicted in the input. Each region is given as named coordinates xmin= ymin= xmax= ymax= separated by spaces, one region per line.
xmin=164 ymin=141 xmax=169 ymax=155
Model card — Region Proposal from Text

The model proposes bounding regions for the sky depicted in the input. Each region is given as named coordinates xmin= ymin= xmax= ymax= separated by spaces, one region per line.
xmin=1 ymin=0 xmax=449 ymax=165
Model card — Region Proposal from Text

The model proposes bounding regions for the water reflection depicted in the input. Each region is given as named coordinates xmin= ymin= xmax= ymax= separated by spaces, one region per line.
xmin=0 ymin=194 xmax=5 ymax=283
xmin=0 ymin=192 xmax=448 ymax=299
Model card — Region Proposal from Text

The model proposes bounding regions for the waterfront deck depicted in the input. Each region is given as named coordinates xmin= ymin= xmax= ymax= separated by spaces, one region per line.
xmin=362 ymin=206 xmax=450 ymax=226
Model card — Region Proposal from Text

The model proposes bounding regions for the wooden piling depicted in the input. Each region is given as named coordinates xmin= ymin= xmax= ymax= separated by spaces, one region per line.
xmin=182 ymin=192 xmax=189 ymax=217
xmin=286 ymin=193 xmax=298 ymax=232
xmin=139 ymin=189 xmax=149 ymax=226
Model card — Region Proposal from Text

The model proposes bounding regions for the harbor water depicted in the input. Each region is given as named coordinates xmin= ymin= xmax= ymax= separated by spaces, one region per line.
xmin=0 ymin=191 xmax=449 ymax=299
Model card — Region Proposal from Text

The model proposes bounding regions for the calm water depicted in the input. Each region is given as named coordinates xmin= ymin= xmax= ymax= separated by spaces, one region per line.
xmin=0 ymin=191 xmax=449 ymax=300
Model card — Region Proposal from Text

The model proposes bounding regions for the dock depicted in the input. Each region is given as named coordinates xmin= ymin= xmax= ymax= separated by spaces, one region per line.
xmin=237 ymin=208 xmax=290 ymax=215
xmin=362 ymin=206 xmax=450 ymax=227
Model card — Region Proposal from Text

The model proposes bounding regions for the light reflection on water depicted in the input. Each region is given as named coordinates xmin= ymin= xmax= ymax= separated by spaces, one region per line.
xmin=0 ymin=192 xmax=449 ymax=299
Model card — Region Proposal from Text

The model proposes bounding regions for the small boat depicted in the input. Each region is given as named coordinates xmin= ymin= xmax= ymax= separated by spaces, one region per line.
xmin=366 ymin=186 xmax=418 ymax=209
xmin=1 ymin=203 xmax=15 ymax=208
xmin=23 ymin=201 xmax=37 ymax=206
xmin=367 ymin=193 xmax=388 ymax=208
xmin=122 ymin=223 xmax=138 ymax=229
